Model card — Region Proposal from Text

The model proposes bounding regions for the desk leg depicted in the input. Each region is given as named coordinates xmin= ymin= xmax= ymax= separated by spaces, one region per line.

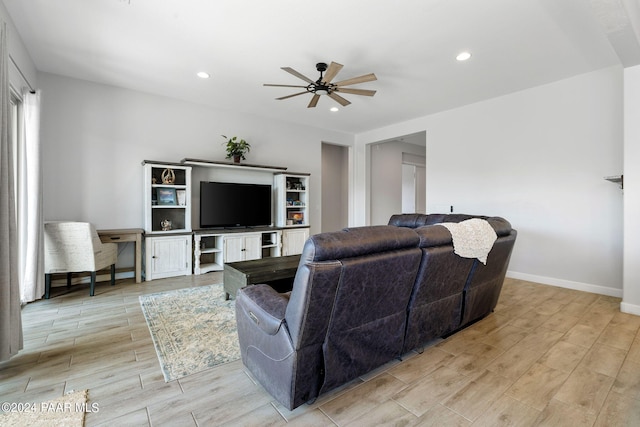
xmin=135 ymin=235 xmax=142 ymax=283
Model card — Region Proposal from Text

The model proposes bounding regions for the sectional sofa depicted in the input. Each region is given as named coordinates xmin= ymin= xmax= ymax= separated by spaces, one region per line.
xmin=235 ymin=214 xmax=517 ymax=410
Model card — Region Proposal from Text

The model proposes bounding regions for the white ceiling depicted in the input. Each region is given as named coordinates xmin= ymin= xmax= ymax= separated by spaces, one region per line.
xmin=4 ymin=0 xmax=640 ymax=134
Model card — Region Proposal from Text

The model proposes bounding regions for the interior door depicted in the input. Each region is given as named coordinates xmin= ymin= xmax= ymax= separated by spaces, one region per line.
xmin=402 ymin=164 xmax=426 ymax=214
xmin=402 ymin=164 xmax=416 ymax=213
xmin=415 ymin=165 xmax=426 ymax=214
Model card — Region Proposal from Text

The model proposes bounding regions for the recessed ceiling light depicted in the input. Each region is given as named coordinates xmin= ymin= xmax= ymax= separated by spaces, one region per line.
xmin=330 ymin=107 xmax=339 ymax=112
xmin=456 ymin=52 xmax=472 ymax=61
xmin=196 ymin=72 xmax=210 ymax=79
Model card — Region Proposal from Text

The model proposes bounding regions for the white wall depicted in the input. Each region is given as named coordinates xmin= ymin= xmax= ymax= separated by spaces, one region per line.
xmin=1 ymin=0 xmax=36 ymax=91
xmin=38 ymin=72 xmax=353 ymax=257
xmin=356 ymin=66 xmax=624 ymax=296
xmin=622 ymin=64 xmax=640 ymax=314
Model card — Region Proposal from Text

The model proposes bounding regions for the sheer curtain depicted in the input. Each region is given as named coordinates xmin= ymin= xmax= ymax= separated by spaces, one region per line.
xmin=0 ymin=21 xmax=23 ymax=361
xmin=18 ymin=89 xmax=43 ymax=303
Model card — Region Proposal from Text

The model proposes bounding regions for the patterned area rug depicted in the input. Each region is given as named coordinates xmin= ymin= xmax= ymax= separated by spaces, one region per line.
xmin=139 ymin=283 xmax=240 ymax=381
xmin=0 ymin=389 xmax=88 ymax=427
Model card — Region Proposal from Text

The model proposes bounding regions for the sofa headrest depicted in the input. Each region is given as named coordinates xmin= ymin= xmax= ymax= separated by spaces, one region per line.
xmin=388 ymin=213 xmax=478 ymax=227
xmin=389 ymin=213 xmax=513 ymax=237
xmin=388 ymin=214 xmax=428 ymax=228
xmin=485 ymin=217 xmax=512 ymax=237
xmin=301 ymin=225 xmax=420 ymax=262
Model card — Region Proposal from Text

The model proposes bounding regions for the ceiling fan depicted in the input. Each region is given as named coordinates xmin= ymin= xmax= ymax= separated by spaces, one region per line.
xmin=264 ymin=62 xmax=377 ymax=108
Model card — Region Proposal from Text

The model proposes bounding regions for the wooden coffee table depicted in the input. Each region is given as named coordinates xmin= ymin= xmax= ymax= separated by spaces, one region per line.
xmin=223 ymin=255 xmax=301 ymax=300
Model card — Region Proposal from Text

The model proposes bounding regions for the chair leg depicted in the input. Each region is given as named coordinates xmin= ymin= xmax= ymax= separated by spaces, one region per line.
xmin=90 ymin=271 xmax=96 ymax=296
xmin=66 ymin=272 xmax=72 ymax=288
xmin=110 ymin=264 xmax=116 ymax=286
xmin=45 ymin=274 xmax=51 ymax=299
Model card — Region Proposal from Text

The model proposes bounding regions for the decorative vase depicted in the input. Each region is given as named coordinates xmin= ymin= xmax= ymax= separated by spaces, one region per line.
xmin=161 ymin=168 xmax=175 ymax=184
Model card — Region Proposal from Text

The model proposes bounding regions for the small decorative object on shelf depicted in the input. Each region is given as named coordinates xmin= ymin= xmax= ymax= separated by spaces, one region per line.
xmin=156 ymin=188 xmax=177 ymax=205
xmin=160 ymin=219 xmax=172 ymax=231
xmin=161 ymin=168 xmax=175 ymax=184
xmin=222 ymin=135 xmax=251 ymax=163
xmin=176 ymin=189 xmax=186 ymax=206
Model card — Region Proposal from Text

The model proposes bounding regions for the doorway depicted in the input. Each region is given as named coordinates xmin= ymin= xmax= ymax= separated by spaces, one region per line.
xmin=368 ymin=131 xmax=426 ymax=224
xmin=321 ymin=142 xmax=349 ymax=232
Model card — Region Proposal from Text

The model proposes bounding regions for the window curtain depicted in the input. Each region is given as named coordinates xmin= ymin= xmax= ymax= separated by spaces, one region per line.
xmin=18 ymin=89 xmax=43 ymax=303
xmin=0 ymin=21 xmax=23 ymax=361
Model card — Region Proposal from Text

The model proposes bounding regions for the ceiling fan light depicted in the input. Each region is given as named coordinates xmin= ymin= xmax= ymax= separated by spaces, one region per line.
xmin=315 ymin=88 xmax=329 ymax=96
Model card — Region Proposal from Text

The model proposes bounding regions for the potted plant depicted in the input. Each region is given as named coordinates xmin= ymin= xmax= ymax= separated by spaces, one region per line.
xmin=222 ymin=135 xmax=251 ymax=163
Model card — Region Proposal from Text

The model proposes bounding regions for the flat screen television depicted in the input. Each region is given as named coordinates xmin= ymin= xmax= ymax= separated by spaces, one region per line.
xmin=200 ymin=181 xmax=272 ymax=228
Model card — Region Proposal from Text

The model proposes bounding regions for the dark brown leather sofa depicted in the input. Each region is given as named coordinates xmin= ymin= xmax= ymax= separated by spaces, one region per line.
xmin=235 ymin=214 xmax=516 ymax=410
xmin=390 ymin=214 xmax=517 ymax=351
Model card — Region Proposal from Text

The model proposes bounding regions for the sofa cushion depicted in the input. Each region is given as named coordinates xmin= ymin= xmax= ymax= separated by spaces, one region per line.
xmin=414 ymin=224 xmax=453 ymax=247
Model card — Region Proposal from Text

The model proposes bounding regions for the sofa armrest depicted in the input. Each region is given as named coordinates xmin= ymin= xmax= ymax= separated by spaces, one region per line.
xmin=236 ymin=284 xmax=289 ymax=335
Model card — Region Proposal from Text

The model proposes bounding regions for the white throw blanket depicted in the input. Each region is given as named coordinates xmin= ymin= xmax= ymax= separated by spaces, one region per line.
xmin=439 ymin=218 xmax=497 ymax=264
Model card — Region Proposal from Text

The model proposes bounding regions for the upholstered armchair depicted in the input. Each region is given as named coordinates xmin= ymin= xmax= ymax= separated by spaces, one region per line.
xmin=44 ymin=222 xmax=117 ymax=298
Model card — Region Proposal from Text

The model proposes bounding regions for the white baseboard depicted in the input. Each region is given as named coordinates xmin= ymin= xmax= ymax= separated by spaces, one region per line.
xmin=620 ymin=302 xmax=640 ymax=316
xmin=506 ymin=270 xmax=623 ymax=298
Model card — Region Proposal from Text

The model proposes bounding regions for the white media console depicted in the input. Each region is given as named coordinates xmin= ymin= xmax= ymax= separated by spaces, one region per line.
xmin=142 ymin=159 xmax=310 ymax=281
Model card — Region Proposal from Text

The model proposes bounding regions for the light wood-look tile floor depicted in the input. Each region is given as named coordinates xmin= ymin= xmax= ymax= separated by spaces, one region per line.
xmin=2 ymin=275 xmax=640 ymax=426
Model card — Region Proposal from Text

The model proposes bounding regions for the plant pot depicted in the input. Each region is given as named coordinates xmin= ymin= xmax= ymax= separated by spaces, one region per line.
xmin=233 ymin=155 xmax=241 ymax=164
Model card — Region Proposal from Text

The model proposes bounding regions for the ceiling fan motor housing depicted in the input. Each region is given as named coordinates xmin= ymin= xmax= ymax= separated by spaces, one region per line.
xmin=310 ymin=62 xmax=333 ymax=95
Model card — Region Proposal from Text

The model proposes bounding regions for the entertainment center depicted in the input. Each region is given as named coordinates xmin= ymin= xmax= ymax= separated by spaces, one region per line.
xmin=142 ymin=159 xmax=310 ymax=281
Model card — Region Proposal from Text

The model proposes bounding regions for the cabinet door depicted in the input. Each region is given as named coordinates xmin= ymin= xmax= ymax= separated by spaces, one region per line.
xmin=224 ymin=235 xmax=245 ymax=263
xmin=147 ymin=236 xmax=191 ymax=280
xmin=244 ymin=234 xmax=262 ymax=261
xmin=282 ymin=228 xmax=310 ymax=256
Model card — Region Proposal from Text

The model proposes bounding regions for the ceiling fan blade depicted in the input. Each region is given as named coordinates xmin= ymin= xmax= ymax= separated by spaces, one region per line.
xmin=307 ymin=94 xmax=320 ymax=108
xmin=334 ymin=73 xmax=377 ymax=87
xmin=322 ymin=62 xmax=344 ymax=84
xmin=334 ymin=87 xmax=377 ymax=96
xmin=276 ymin=91 xmax=308 ymax=100
xmin=281 ymin=67 xmax=315 ymax=84
xmin=328 ymin=92 xmax=351 ymax=107
xmin=264 ymin=84 xmax=308 ymax=88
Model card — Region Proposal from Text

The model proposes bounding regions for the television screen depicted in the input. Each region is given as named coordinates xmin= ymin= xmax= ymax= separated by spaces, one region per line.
xmin=200 ymin=182 xmax=272 ymax=228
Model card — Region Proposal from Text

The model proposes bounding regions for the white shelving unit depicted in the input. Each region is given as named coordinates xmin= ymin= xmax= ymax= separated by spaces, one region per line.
xmin=193 ymin=232 xmax=224 ymax=275
xmin=142 ymin=161 xmax=193 ymax=281
xmin=274 ymin=173 xmax=310 ymax=228
xmin=140 ymin=159 xmax=311 ymax=277
xmin=193 ymin=229 xmax=283 ymax=274
xmin=143 ymin=161 xmax=192 ymax=234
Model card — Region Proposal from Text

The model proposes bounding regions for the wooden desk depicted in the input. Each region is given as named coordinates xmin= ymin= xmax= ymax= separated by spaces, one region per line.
xmin=98 ymin=228 xmax=144 ymax=283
